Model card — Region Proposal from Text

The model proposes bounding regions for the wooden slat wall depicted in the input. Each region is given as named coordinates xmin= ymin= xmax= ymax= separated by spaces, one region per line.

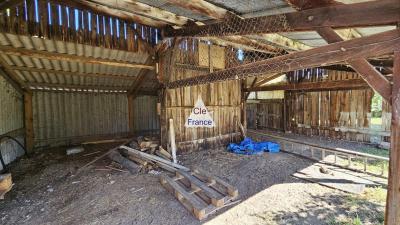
xmin=161 ymin=40 xmax=241 ymax=151
xmin=0 ymin=0 xmax=160 ymax=51
xmin=247 ymin=100 xmax=284 ymax=130
xmin=246 ymin=70 xmax=388 ymax=143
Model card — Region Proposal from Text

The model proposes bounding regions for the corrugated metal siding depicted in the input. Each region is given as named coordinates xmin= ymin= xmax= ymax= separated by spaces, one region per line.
xmin=33 ymin=92 xmax=129 ymax=148
xmin=133 ymin=96 xmax=160 ymax=133
xmin=0 ymin=75 xmax=24 ymax=169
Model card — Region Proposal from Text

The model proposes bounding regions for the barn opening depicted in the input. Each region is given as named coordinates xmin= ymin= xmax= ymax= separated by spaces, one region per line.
xmin=0 ymin=0 xmax=399 ymax=224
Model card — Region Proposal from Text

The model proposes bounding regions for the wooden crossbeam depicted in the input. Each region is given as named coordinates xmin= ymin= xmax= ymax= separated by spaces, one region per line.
xmin=27 ymin=83 xmax=128 ymax=91
xmin=316 ymin=29 xmax=391 ymax=102
xmin=51 ymin=0 xmax=165 ymax=27
xmin=166 ymin=29 xmax=400 ymax=89
xmin=285 ymin=0 xmax=392 ymax=100
xmin=164 ymin=0 xmax=400 ymax=37
xmin=245 ymin=79 xmax=369 ymax=92
xmin=128 ymin=57 xmax=153 ymax=96
xmin=0 ymin=45 xmax=155 ymax=70
xmin=165 ymin=0 xmax=291 ymax=52
xmin=164 ymin=0 xmax=227 ymax=20
xmin=85 ymin=0 xmax=190 ymax=26
xmin=9 ymin=66 xmax=138 ymax=81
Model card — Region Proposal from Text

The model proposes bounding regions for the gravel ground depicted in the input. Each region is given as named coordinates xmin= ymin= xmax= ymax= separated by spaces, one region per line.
xmin=0 ymin=143 xmax=385 ymax=225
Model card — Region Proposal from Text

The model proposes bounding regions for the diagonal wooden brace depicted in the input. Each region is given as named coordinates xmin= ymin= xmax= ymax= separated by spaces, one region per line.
xmin=316 ymin=27 xmax=392 ymax=102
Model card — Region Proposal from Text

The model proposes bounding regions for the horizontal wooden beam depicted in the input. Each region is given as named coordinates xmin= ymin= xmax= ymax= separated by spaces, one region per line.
xmin=51 ymin=0 xmax=166 ymax=27
xmin=9 ymin=66 xmax=138 ymax=80
xmin=164 ymin=0 xmax=399 ymax=37
xmin=166 ymin=29 xmax=400 ymax=88
xmin=0 ymin=45 xmax=155 ymax=70
xmin=27 ymin=82 xmax=128 ymax=91
xmin=87 ymin=0 xmax=190 ymax=26
xmin=245 ymin=79 xmax=369 ymax=92
xmin=164 ymin=0 xmax=227 ymax=20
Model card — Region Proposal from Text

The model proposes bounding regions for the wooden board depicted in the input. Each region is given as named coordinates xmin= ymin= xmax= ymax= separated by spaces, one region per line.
xmin=160 ymin=168 xmax=238 ymax=220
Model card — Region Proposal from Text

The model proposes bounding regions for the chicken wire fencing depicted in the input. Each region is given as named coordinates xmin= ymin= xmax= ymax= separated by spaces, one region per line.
xmin=162 ymin=0 xmax=294 ymax=88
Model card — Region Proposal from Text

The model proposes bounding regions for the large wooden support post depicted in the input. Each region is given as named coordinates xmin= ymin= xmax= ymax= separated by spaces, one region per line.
xmin=385 ymin=50 xmax=400 ymax=225
xmin=23 ymin=91 xmax=34 ymax=153
xmin=128 ymin=94 xmax=135 ymax=135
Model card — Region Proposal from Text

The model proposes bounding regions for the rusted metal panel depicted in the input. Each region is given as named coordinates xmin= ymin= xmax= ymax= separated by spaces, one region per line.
xmin=0 ymin=75 xmax=24 ymax=169
xmin=32 ymin=91 xmax=130 ymax=148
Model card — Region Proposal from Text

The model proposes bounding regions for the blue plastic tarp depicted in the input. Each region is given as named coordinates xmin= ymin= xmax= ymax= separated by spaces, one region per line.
xmin=227 ymin=137 xmax=280 ymax=155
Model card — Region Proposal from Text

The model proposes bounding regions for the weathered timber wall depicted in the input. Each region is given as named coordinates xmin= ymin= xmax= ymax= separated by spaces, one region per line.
xmin=247 ymin=69 xmax=391 ymax=143
xmin=247 ymin=99 xmax=284 ymax=131
xmin=0 ymin=74 xmax=24 ymax=170
xmin=161 ymin=39 xmax=241 ymax=151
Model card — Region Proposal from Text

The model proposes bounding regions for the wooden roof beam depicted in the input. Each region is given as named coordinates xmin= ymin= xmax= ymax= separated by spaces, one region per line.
xmin=82 ymin=0 xmax=190 ymax=26
xmin=9 ymin=66 xmax=138 ymax=81
xmin=165 ymin=29 xmax=400 ymax=89
xmin=285 ymin=0 xmax=392 ymax=100
xmin=164 ymin=0 xmax=400 ymax=37
xmin=164 ymin=0 xmax=289 ymax=53
xmin=247 ymin=34 xmax=312 ymax=52
xmin=245 ymin=79 xmax=369 ymax=92
xmin=51 ymin=0 xmax=166 ymax=27
xmin=164 ymin=0 xmax=227 ymax=20
xmin=27 ymin=83 xmax=128 ymax=92
xmin=128 ymin=57 xmax=153 ymax=97
xmin=0 ymin=45 xmax=155 ymax=70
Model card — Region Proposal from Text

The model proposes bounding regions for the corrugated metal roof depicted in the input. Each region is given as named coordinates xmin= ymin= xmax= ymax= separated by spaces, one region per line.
xmin=207 ymin=0 xmax=292 ymax=15
xmin=0 ymin=33 xmax=160 ymax=92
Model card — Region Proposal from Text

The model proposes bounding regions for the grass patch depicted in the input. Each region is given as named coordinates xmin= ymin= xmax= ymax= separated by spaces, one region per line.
xmin=371 ymin=117 xmax=382 ymax=125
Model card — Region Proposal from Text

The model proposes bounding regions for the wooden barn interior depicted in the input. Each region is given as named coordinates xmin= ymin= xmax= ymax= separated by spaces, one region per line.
xmin=0 ymin=0 xmax=399 ymax=224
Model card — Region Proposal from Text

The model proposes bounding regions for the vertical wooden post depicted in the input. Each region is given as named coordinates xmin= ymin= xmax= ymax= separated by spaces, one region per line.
xmin=24 ymin=91 xmax=34 ymax=154
xmin=128 ymin=94 xmax=135 ymax=135
xmin=385 ymin=50 xmax=400 ymax=225
xmin=241 ymin=80 xmax=247 ymax=129
xmin=169 ymin=118 xmax=177 ymax=164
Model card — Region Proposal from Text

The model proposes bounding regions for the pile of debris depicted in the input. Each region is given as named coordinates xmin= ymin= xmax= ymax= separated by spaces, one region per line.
xmin=107 ymin=136 xmax=188 ymax=174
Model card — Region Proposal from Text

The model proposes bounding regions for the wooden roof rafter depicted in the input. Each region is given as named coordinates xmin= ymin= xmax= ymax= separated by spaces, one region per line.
xmin=0 ymin=45 xmax=155 ymax=70
xmin=164 ymin=0 xmax=400 ymax=37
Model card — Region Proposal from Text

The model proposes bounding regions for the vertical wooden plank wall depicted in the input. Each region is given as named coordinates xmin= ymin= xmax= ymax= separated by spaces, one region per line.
xmin=247 ymin=70 xmax=383 ymax=143
xmin=161 ymin=40 xmax=241 ymax=152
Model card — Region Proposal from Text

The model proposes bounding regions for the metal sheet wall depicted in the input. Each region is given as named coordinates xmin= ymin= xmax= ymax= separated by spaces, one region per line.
xmin=133 ymin=96 xmax=160 ymax=133
xmin=0 ymin=75 xmax=24 ymax=169
xmin=33 ymin=92 xmax=129 ymax=148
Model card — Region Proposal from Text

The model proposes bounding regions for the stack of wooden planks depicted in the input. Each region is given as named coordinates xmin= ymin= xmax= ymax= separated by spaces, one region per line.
xmin=107 ymin=136 xmax=188 ymax=173
xmin=160 ymin=168 xmax=239 ymax=220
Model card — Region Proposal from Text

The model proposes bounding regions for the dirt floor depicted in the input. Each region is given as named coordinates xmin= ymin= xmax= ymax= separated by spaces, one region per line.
xmin=0 ymin=141 xmax=386 ymax=225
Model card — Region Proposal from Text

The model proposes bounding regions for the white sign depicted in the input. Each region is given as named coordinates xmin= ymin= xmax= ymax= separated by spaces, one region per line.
xmin=185 ymin=96 xmax=215 ymax=128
